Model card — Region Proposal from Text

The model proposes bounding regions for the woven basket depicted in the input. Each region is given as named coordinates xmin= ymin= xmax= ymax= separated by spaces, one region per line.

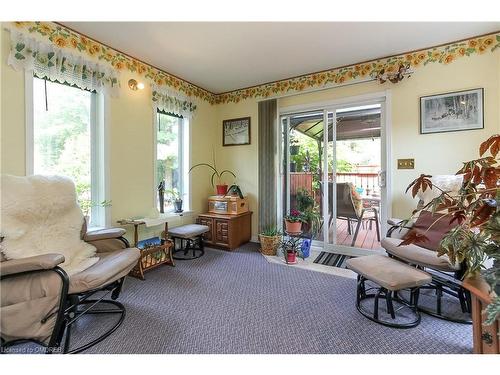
xmin=259 ymin=234 xmax=281 ymax=256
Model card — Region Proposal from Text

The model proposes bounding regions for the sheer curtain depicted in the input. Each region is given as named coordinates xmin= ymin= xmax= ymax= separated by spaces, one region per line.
xmin=151 ymin=84 xmax=197 ymax=118
xmin=7 ymin=29 xmax=120 ymax=96
xmin=258 ymin=99 xmax=278 ymax=232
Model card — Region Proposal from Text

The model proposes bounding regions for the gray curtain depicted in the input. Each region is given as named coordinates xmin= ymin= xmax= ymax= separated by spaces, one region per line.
xmin=258 ymin=99 xmax=278 ymax=233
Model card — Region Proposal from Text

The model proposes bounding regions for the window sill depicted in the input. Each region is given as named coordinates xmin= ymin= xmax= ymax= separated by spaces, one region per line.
xmin=159 ymin=210 xmax=194 ymax=219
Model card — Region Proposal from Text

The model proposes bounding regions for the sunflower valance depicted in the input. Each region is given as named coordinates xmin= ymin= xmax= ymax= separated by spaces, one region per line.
xmin=152 ymin=85 xmax=197 ymax=118
xmin=7 ymin=29 xmax=120 ymax=96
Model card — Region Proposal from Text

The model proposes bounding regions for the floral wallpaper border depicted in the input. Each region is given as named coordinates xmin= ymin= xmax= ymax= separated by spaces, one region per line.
xmin=8 ymin=22 xmax=500 ymax=105
xmin=9 ymin=22 xmax=217 ymax=103
xmin=215 ymin=33 xmax=500 ymax=104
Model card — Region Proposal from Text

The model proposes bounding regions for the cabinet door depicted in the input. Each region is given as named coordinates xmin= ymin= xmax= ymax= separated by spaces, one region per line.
xmin=214 ymin=219 xmax=229 ymax=246
xmin=197 ymin=217 xmax=213 ymax=242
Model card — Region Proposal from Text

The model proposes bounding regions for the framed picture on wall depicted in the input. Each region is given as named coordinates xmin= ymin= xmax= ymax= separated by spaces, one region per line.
xmin=223 ymin=117 xmax=251 ymax=146
xmin=420 ymin=88 xmax=484 ymax=134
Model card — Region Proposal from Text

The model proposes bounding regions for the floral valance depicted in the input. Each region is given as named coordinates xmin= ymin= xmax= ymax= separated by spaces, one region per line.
xmin=7 ymin=29 xmax=120 ymax=96
xmin=152 ymin=85 xmax=197 ymax=118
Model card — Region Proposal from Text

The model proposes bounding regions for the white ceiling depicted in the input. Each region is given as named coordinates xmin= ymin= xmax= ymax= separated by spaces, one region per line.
xmin=62 ymin=22 xmax=500 ymax=93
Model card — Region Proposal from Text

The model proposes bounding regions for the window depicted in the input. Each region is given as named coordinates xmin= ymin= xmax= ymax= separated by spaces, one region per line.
xmin=29 ymin=75 xmax=107 ymax=227
xmin=155 ymin=110 xmax=189 ymax=212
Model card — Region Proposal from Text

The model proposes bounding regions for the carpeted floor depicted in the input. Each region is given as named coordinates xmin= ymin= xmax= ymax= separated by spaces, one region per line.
xmin=65 ymin=243 xmax=472 ymax=354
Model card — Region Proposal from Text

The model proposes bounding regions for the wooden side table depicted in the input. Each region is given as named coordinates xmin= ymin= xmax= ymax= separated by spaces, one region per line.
xmin=463 ymin=276 xmax=499 ymax=354
xmin=117 ymin=219 xmax=175 ymax=280
xmin=196 ymin=211 xmax=252 ymax=250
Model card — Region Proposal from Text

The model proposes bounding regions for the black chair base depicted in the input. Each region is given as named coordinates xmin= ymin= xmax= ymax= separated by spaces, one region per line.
xmin=172 ymin=236 xmax=205 ymax=260
xmin=1 ymin=269 xmax=128 ymax=354
xmin=356 ymin=276 xmax=421 ymax=329
xmin=386 ymin=254 xmax=472 ymax=324
xmin=397 ymin=279 xmax=472 ymax=325
xmin=65 ymin=299 xmax=125 ymax=354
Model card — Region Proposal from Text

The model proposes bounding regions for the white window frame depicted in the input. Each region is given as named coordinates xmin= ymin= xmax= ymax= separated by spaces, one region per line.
xmin=25 ymin=71 xmax=109 ymax=228
xmin=153 ymin=110 xmax=190 ymax=213
xmin=278 ymin=90 xmax=393 ymax=251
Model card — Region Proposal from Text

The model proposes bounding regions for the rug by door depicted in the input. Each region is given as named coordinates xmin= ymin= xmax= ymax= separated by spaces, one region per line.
xmin=313 ymin=251 xmax=352 ymax=268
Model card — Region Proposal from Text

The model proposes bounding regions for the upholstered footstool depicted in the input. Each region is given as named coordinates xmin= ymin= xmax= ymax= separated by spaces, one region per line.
xmin=346 ymin=255 xmax=432 ymax=328
xmin=169 ymin=224 xmax=210 ymax=260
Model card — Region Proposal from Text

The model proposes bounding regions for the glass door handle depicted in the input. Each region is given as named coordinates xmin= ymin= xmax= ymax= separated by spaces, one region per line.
xmin=378 ymin=171 xmax=386 ymax=188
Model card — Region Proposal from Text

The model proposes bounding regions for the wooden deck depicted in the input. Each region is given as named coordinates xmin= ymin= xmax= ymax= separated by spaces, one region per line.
xmin=314 ymin=219 xmax=382 ymax=250
xmin=335 ymin=219 xmax=382 ymax=250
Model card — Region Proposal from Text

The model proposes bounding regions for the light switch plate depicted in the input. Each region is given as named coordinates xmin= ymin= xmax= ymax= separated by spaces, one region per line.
xmin=398 ymin=158 xmax=415 ymax=169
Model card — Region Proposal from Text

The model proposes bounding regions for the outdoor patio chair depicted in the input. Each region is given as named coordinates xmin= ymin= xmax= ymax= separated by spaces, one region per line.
xmin=333 ymin=182 xmax=381 ymax=246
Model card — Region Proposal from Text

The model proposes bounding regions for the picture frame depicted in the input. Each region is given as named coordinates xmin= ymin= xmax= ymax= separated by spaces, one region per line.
xmin=420 ymin=88 xmax=484 ymax=135
xmin=223 ymin=117 xmax=251 ymax=146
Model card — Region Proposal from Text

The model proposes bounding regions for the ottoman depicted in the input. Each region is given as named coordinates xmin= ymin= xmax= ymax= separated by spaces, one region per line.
xmin=169 ymin=224 xmax=210 ymax=260
xmin=346 ymin=254 xmax=432 ymax=328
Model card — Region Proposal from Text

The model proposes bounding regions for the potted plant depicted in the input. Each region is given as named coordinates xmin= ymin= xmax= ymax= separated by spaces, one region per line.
xmin=290 ymin=135 xmax=300 ymax=156
xmin=225 ymin=184 xmax=244 ymax=199
xmin=258 ymin=226 xmax=283 ymax=256
xmin=296 ymin=188 xmax=321 ymax=235
xmin=400 ymin=134 xmax=500 ymax=324
xmin=284 ymin=209 xmax=305 ymax=233
xmin=279 ymin=236 xmax=304 ymax=264
xmin=189 ymin=150 xmax=236 ymax=195
xmin=166 ymin=188 xmax=183 ymax=213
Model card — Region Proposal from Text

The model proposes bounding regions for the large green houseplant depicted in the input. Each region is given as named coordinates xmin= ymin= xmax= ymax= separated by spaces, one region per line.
xmin=400 ymin=134 xmax=500 ymax=324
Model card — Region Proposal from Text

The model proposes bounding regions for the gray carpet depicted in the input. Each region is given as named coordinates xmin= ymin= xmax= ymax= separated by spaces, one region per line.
xmin=54 ymin=244 xmax=473 ymax=353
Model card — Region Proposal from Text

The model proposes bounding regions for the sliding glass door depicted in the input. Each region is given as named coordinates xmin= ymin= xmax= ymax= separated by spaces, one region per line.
xmin=281 ymin=98 xmax=387 ymax=253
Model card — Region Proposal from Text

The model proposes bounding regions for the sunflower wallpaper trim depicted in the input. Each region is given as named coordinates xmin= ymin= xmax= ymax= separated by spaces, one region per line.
xmin=6 ymin=22 xmax=500 ymax=105
xmin=214 ymin=33 xmax=500 ymax=104
xmin=7 ymin=22 xmax=217 ymax=104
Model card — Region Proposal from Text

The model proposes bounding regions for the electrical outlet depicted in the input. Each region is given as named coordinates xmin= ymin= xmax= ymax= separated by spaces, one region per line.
xmin=397 ymin=159 xmax=415 ymax=169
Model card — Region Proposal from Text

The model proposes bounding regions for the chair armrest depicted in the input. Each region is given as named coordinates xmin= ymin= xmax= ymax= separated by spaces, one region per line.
xmin=387 ymin=218 xmax=403 ymax=226
xmin=84 ymin=228 xmax=126 ymax=242
xmin=0 ymin=253 xmax=65 ymax=277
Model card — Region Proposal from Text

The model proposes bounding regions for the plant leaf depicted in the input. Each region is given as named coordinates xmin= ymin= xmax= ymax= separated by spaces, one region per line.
xmin=405 ymin=174 xmax=433 ymax=198
xmin=479 ymin=134 xmax=500 ymax=157
xmin=398 ymin=230 xmax=429 ymax=247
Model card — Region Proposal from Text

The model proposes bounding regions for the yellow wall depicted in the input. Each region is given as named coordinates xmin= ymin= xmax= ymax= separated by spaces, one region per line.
xmin=0 ymin=26 xmax=216 ymax=241
xmin=216 ymin=51 xmax=500 ymax=238
xmin=2 ymin=22 xmax=499 ymax=241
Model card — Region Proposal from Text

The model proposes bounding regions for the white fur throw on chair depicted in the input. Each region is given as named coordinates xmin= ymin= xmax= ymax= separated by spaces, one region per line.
xmin=1 ymin=174 xmax=98 ymax=275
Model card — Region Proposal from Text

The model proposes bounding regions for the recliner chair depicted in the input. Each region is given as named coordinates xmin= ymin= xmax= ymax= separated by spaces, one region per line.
xmin=0 ymin=175 xmax=140 ymax=353
xmin=381 ymin=175 xmax=471 ymax=323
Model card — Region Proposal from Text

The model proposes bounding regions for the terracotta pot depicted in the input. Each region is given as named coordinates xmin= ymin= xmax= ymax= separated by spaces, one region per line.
xmin=216 ymin=184 xmax=228 ymax=195
xmin=285 ymin=220 xmax=302 ymax=233
xmin=286 ymin=251 xmax=297 ymax=263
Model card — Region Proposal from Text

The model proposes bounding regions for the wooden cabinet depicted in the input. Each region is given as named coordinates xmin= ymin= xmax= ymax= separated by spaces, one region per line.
xmin=463 ymin=276 xmax=500 ymax=354
xmin=196 ymin=211 xmax=252 ymax=250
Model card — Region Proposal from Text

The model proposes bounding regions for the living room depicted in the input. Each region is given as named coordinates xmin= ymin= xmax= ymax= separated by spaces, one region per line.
xmin=1 ymin=0 xmax=500 ymax=372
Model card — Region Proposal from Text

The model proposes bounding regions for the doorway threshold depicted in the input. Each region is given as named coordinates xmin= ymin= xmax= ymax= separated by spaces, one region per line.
xmin=262 ymin=246 xmax=385 ymax=279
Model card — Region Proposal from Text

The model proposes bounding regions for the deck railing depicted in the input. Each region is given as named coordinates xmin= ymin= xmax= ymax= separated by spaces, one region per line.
xmin=335 ymin=172 xmax=380 ymax=192
xmin=289 ymin=171 xmax=380 ymax=199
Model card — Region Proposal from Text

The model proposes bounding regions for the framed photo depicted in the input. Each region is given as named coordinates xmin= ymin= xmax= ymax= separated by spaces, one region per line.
xmin=420 ymin=88 xmax=484 ymax=134
xmin=223 ymin=117 xmax=251 ymax=146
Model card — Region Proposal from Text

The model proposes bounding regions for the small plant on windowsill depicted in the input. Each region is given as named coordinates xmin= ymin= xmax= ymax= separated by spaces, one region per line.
xmin=165 ymin=188 xmax=184 ymax=213
xmin=284 ymin=209 xmax=305 ymax=234
xmin=279 ymin=236 xmax=304 ymax=264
